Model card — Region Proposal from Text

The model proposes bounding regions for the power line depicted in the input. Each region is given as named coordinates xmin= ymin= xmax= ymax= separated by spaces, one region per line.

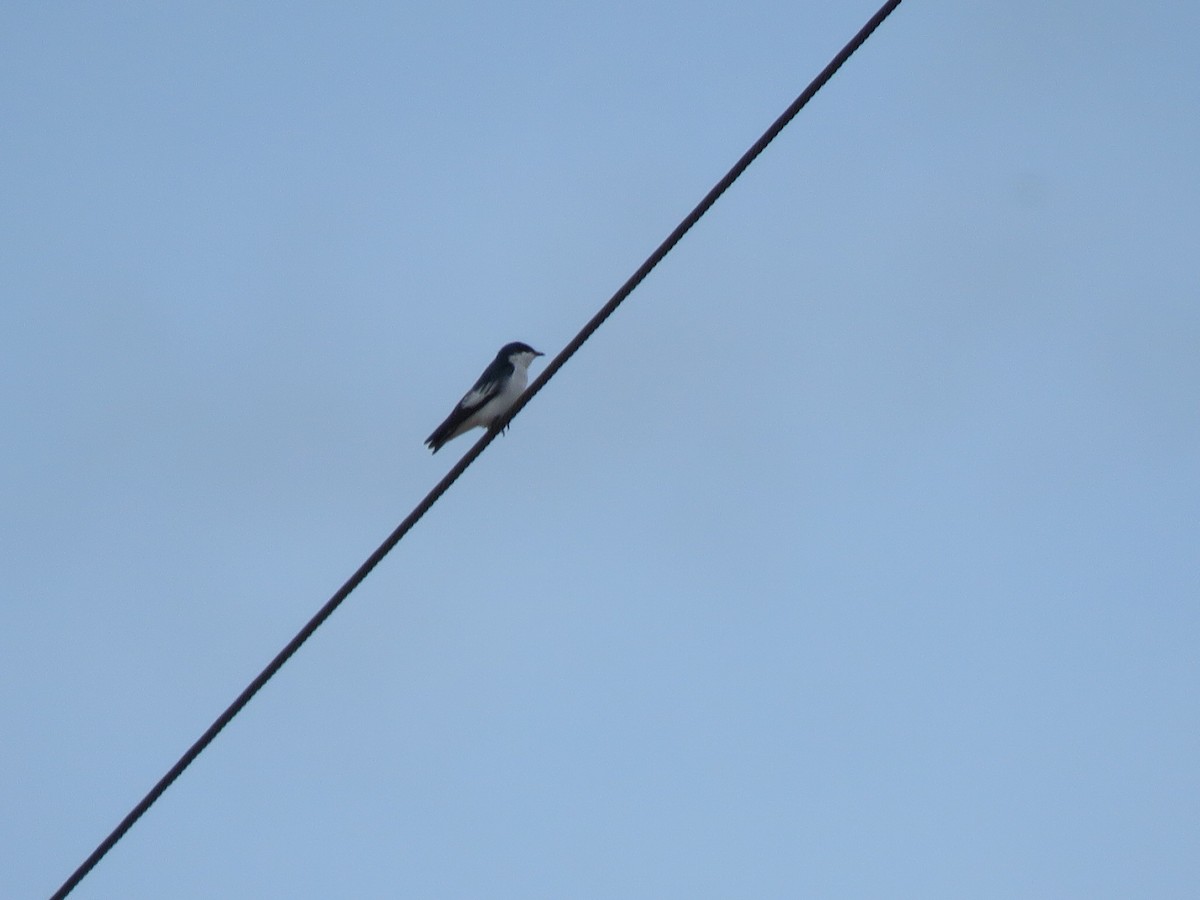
xmin=49 ymin=2 xmax=904 ymax=896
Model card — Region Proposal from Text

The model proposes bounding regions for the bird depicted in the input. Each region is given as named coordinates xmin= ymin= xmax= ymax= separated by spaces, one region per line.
xmin=425 ymin=341 xmax=545 ymax=453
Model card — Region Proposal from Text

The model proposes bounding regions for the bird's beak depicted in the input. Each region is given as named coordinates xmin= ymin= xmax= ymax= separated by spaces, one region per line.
xmin=535 ymin=350 xmax=545 ymax=357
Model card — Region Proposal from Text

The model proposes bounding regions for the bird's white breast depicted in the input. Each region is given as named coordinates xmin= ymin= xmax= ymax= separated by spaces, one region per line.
xmin=468 ymin=366 xmax=525 ymax=428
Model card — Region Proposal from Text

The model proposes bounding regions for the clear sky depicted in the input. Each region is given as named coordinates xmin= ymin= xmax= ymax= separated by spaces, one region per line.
xmin=3 ymin=2 xmax=1198 ymax=897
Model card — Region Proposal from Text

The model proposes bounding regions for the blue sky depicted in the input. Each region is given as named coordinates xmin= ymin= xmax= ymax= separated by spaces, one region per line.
xmin=3 ymin=2 xmax=1198 ymax=897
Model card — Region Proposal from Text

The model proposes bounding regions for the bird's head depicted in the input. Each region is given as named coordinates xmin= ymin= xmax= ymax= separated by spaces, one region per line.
xmin=501 ymin=341 xmax=544 ymax=370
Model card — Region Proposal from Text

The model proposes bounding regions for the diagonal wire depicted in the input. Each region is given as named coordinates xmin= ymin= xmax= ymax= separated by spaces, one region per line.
xmin=49 ymin=2 xmax=903 ymax=896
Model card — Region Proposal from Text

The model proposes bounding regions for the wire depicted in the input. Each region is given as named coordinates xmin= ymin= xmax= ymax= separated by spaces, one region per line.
xmin=49 ymin=2 xmax=904 ymax=896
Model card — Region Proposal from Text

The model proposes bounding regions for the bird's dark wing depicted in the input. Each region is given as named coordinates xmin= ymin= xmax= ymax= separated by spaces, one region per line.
xmin=457 ymin=355 xmax=511 ymax=411
xmin=424 ymin=356 xmax=513 ymax=452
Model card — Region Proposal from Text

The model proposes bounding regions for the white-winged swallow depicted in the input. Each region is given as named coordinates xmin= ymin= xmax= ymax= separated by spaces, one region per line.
xmin=425 ymin=341 xmax=544 ymax=453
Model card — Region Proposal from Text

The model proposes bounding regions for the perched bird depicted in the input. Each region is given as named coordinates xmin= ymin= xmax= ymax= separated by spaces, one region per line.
xmin=425 ymin=341 xmax=545 ymax=453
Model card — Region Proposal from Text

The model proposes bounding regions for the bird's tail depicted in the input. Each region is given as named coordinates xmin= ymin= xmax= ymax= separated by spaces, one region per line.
xmin=424 ymin=415 xmax=461 ymax=453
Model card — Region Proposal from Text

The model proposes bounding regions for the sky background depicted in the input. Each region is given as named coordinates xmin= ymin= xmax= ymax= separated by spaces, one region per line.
xmin=3 ymin=1 xmax=1198 ymax=897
